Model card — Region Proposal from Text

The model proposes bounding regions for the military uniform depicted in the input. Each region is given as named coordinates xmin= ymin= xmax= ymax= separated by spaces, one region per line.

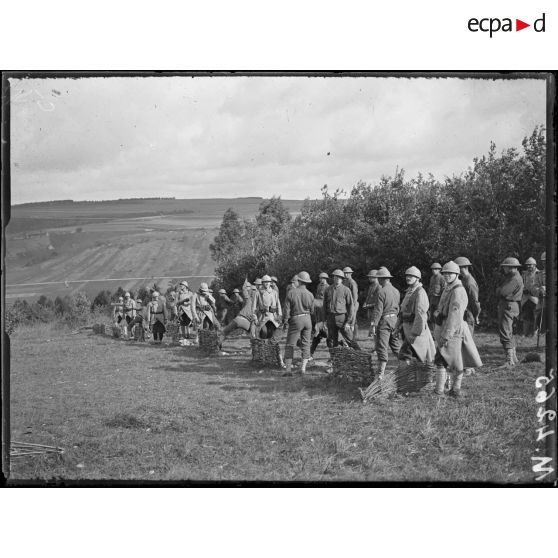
xmin=344 ymin=276 xmax=359 ymax=327
xmin=396 ymin=282 xmax=435 ymax=363
xmin=324 ymin=282 xmax=361 ymax=350
xmin=221 ymin=287 xmax=255 ymax=340
xmin=311 ymin=280 xmax=330 ymax=356
xmin=122 ymin=298 xmax=137 ymax=325
xmin=192 ymin=291 xmax=219 ymax=330
xmin=521 ymin=268 xmax=543 ymax=336
xmin=496 ymin=269 xmax=523 ymax=351
xmin=283 ymin=285 xmax=315 ymax=361
xmin=146 ymin=297 xmax=168 ymax=342
xmin=370 ymin=282 xmax=401 ymax=363
xmin=363 ymin=282 xmax=381 ymax=323
xmin=113 ymin=300 xmax=124 ymax=324
xmin=253 ymin=287 xmax=283 ymax=341
xmin=216 ymin=292 xmax=233 ymax=325
xmin=460 ymin=274 xmax=481 ymax=334
xmin=428 ymin=274 xmax=446 ymax=315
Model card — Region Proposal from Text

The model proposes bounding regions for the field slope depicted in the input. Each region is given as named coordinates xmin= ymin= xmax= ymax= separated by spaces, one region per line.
xmin=8 ymin=323 xmax=543 ymax=483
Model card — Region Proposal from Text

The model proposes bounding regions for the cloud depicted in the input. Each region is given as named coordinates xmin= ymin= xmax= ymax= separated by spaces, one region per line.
xmin=9 ymin=75 xmax=546 ymax=203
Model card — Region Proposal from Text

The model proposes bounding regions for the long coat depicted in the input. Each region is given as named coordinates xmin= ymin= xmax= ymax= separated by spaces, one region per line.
xmin=191 ymin=292 xmax=218 ymax=326
xmin=397 ymin=283 xmax=435 ymax=363
xmin=253 ymin=288 xmax=282 ymax=328
xmin=176 ymin=289 xmax=194 ymax=321
xmin=434 ymin=279 xmax=482 ymax=370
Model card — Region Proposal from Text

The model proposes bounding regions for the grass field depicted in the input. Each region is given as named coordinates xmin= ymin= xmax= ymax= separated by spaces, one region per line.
xmin=7 ymin=320 xmax=545 ymax=483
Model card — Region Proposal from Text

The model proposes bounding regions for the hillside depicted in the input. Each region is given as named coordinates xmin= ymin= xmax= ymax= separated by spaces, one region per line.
xmin=6 ymin=198 xmax=305 ymax=302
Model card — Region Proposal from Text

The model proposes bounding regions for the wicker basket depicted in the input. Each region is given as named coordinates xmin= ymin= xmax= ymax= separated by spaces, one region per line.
xmin=395 ymin=361 xmax=434 ymax=393
xmin=166 ymin=322 xmax=180 ymax=342
xmin=250 ymin=338 xmax=282 ymax=367
xmin=198 ymin=328 xmax=220 ymax=355
xmin=329 ymin=347 xmax=375 ymax=384
xmin=112 ymin=325 xmax=122 ymax=338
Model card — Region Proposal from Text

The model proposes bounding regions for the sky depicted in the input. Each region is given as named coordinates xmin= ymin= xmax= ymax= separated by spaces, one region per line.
xmin=9 ymin=75 xmax=546 ymax=204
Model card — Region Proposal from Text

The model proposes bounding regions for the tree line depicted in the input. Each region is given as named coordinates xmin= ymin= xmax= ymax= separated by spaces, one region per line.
xmin=209 ymin=127 xmax=546 ymax=324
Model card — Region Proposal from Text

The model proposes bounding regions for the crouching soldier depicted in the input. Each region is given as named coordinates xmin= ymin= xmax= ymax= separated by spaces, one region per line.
xmin=432 ymin=261 xmax=482 ymax=398
xmin=176 ymin=280 xmax=195 ymax=339
xmin=496 ymin=257 xmax=524 ymax=366
xmin=230 ymin=288 xmax=244 ymax=320
xmin=395 ymin=266 xmax=435 ymax=368
xmin=310 ymin=272 xmax=330 ymax=357
xmin=369 ymin=267 xmax=401 ymax=378
xmin=216 ymin=288 xmax=233 ymax=325
xmin=282 ymin=271 xmax=314 ymax=376
xmin=253 ymin=275 xmax=283 ymax=342
xmin=146 ymin=291 xmax=168 ymax=343
xmin=221 ymin=284 xmax=256 ymax=343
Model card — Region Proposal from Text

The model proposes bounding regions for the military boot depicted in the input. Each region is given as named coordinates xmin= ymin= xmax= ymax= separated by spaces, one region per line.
xmin=377 ymin=360 xmax=387 ymax=379
xmin=512 ymin=347 xmax=520 ymax=365
xmin=300 ymin=358 xmax=310 ymax=374
xmin=449 ymin=371 xmax=464 ymax=398
xmin=282 ymin=359 xmax=293 ymax=377
xmin=434 ymin=366 xmax=447 ymax=395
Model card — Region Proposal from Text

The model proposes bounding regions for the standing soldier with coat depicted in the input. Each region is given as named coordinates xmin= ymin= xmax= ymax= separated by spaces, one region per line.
xmin=428 ymin=262 xmax=445 ymax=329
xmin=122 ymin=292 xmax=137 ymax=339
xmin=113 ymin=296 xmax=124 ymax=326
xmin=455 ymin=256 xmax=481 ymax=376
xmin=432 ymin=261 xmax=483 ymax=397
xmin=369 ymin=267 xmax=402 ymax=378
xmin=395 ymin=267 xmax=436 ymax=366
xmin=216 ymin=288 xmax=233 ymax=326
xmin=343 ymin=266 xmax=359 ymax=334
xmin=324 ymin=269 xmax=361 ymax=350
xmin=230 ymin=288 xmax=244 ymax=321
xmin=520 ymin=256 xmax=544 ymax=337
xmin=176 ymin=280 xmax=195 ymax=340
xmin=496 ymin=257 xmax=524 ymax=367
xmin=253 ymin=275 xmax=283 ymax=342
xmin=146 ymin=290 xmax=168 ymax=343
xmin=282 ymin=271 xmax=315 ymax=376
xmin=362 ymin=270 xmax=380 ymax=325
xmin=191 ymin=282 xmax=220 ymax=331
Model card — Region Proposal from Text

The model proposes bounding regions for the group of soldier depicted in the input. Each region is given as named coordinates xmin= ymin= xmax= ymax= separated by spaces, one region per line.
xmin=110 ymin=251 xmax=547 ymax=398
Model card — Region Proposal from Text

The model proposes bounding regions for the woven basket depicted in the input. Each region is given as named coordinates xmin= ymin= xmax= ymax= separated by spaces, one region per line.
xmin=395 ymin=361 xmax=434 ymax=393
xmin=250 ymin=338 xmax=282 ymax=367
xmin=112 ymin=325 xmax=122 ymax=338
xmin=166 ymin=322 xmax=180 ymax=342
xmin=133 ymin=324 xmax=146 ymax=341
xmin=329 ymin=347 xmax=375 ymax=384
xmin=198 ymin=328 xmax=220 ymax=355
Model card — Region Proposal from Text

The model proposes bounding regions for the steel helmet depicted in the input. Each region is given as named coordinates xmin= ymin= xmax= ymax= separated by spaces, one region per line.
xmin=441 ymin=261 xmax=460 ymax=275
xmin=199 ymin=282 xmax=209 ymax=292
xmin=290 ymin=275 xmax=299 ymax=283
xmin=125 ymin=292 xmax=131 ymax=297
xmin=501 ymin=257 xmax=521 ymax=267
xmin=180 ymin=280 xmax=189 ymax=288
xmin=297 ymin=271 xmax=312 ymax=283
xmin=319 ymin=272 xmax=329 ymax=279
xmin=431 ymin=262 xmax=442 ymax=270
xmin=254 ymin=278 xmax=262 ymax=285
xmin=118 ymin=296 xmax=124 ymax=301
xmin=541 ymin=252 xmax=546 ymax=261
xmin=331 ymin=269 xmax=345 ymax=278
xmin=405 ymin=266 xmax=421 ymax=279
xmin=343 ymin=266 xmax=354 ymax=273
xmin=524 ymin=257 xmax=536 ymax=266
xmin=454 ymin=257 xmax=472 ymax=267
xmin=261 ymin=275 xmax=272 ymax=282
xmin=233 ymin=288 xmax=240 ymax=293
xmin=271 ymin=276 xmax=278 ymax=282
xmin=135 ymin=299 xmax=142 ymax=304
xmin=251 ymin=285 xmax=257 ymax=291
xmin=151 ymin=291 xmax=159 ymax=298
xmin=367 ymin=269 xmax=377 ymax=277
xmin=218 ymin=288 xmax=227 ymax=294
xmin=376 ymin=267 xmax=393 ymax=279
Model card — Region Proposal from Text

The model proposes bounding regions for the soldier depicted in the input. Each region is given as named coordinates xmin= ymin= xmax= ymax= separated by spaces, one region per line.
xmin=537 ymin=252 xmax=547 ymax=334
xmin=369 ymin=267 xmax=401 ymax=378
xmin=121 ymin=292 xmax=137 ymax=339
xmin=176 ymin=280 xmax=195 ymax=339
xmin=254 ymin=277 xmax=263 ymax=294
xmin=113 ymin=296 xmax=124 ymax=326
xmin=167 ymin=289 xmax=178 ymax=321
xmin=310 ymin=272 xmax=330 ymax=357
xmin=343 ymin=266 xmax=359 ymax=332
xmin=495 ymin=257 xmax=524 ymax=367
xmin=428 ymin=262 xmax=445 ymax=329
xmin=520 ymin=257 xmax=543 ymax=337
xmin=146 ymin=291 xmax=168 ymax=343
xmin=324 ymin=269 xmax=361 ymax=350
xmin=230 ymin=288 xmax=244 ymax=320
xmin=131 ymin=298 xmax=147 ymax=341
xmin=362 ymin=270 xmax=380 ymax=324
xmin=270 ymin=276 xmax=280 ymax=296
xmin=253 ymin=275 xmax=283 ymax=342
xmin=216 ymin=288 xmax=233 ymax=325
xmin=282 ymin=271 xmax=315 ymax=376
xmin=191 ymin=282 xmax=219 ymax=331
xmin=432 ymin=261 xmax=482 ymax=397
xmin=221 ymin=284 xmax=256 ymax=342
xmin=285 ymin=275 xmax=299 ymax=299
xmin=395 ymin=266 xmax=435 ymax=366
xmin=455 ymin=256 xmax=481 ymax=376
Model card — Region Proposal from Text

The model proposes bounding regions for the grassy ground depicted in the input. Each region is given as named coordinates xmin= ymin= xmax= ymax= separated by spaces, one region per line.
xmin=7 ymin=322 xmax=545 ymax=483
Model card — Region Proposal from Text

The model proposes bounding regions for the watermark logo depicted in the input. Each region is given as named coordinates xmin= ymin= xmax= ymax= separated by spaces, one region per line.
xmin=468 ymin=13 xmax=545 ymax=37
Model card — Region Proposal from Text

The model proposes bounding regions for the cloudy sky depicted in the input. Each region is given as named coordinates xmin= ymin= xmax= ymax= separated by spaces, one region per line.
xmin=10 ymin=75 xmax=546 ymax=204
